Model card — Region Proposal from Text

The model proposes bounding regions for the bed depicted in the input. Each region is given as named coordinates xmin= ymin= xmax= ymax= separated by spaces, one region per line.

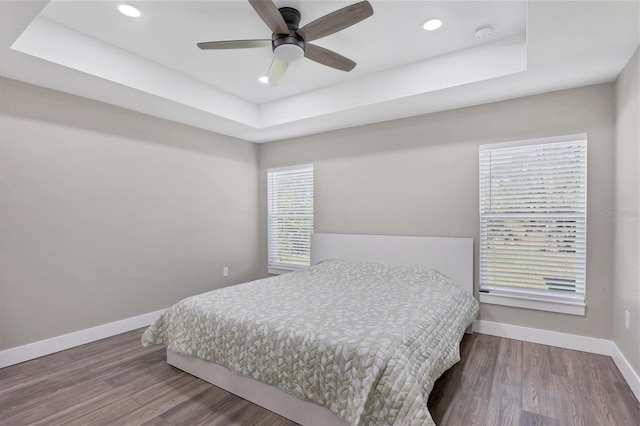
xmin=142 ymin=233 xmax=478 ymax=425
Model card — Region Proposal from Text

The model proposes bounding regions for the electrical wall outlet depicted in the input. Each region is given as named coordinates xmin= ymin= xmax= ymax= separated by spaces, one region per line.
xmin=625 ymin=311 xmax=630 ymax=330
xmin=223 ymin=266 xmax=229 ymax=277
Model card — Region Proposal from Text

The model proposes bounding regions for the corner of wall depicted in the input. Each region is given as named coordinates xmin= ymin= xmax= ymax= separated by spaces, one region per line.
xmin=612 ymin=47 xmax=640 ymax=376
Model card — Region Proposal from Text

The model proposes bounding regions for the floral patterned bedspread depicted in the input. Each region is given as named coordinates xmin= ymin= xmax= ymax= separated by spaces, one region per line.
xmin=142 ymin=260 xmax=478 ymax=425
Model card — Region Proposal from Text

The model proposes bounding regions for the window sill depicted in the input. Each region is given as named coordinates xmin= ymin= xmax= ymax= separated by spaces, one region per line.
xmin=268 ymin=268 xmax=291 ymax=275
xmin=479 ymin=293 xmax=585 ymax=316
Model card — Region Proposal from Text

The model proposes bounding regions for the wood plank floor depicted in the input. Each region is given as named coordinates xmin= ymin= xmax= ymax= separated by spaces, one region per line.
xmin=1 ymin=329 xmax=638 ymax=426
xmin=428 ymin=334 xmax=639 ymax=426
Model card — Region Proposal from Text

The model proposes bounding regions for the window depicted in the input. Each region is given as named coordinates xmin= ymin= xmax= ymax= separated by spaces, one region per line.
xmin=267 ymin=165 xmax=314 ymax=274
xmin=479 ymin=134 xmax=587 ymax=315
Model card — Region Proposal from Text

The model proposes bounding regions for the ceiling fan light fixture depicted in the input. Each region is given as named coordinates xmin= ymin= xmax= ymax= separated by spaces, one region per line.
xmin=423 ymin=19 xmax=442 ymax=31
xmin=273 ymin=44 xmax=304 ymax=62
xmin=118 ymin=4 xmax=141 ymax=18
xmin=197 ymin=0 xmax=374 ymax=82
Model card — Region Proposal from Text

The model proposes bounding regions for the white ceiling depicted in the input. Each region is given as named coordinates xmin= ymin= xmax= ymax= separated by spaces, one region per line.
xmin=1 ymin=1 xmax=638 ymax=143
xmin=38 ymin=1 xmax=527 ymax=104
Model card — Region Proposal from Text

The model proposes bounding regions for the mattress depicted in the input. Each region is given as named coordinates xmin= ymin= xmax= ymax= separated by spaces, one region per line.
xmin=142 ymin=260 xmax=478 ymax=425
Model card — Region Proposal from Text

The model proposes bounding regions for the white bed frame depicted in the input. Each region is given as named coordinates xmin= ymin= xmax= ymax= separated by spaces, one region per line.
xmin=168 ymin=233 xmax=475 ymax=425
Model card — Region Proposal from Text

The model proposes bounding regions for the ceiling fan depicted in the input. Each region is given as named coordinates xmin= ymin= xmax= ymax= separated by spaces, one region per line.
xmin=197 ymin=0 xmax=374 ymax=84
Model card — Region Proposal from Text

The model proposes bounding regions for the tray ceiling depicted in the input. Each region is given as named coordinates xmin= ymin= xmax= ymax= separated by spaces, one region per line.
xmin=1 ymin=1 xmax=638 ymax=142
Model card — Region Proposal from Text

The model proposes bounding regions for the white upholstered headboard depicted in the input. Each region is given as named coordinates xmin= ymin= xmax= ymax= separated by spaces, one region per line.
xmin=311 ymin=233 xmax=474 ymax=297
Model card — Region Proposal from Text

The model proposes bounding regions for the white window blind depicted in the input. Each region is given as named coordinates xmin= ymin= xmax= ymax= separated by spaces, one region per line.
xmin=267 ymin=165 xmax=313 ymax=274
xmin=479 ymin=135 xmax=587 ymax=315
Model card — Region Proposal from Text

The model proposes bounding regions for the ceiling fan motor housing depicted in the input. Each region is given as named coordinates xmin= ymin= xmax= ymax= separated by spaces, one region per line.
xmin=272 ymin=7 xmax=305 ymax=61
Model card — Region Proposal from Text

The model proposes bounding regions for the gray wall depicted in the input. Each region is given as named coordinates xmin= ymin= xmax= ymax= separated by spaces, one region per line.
xmin=0 ymin=77 xmax=261 ymax=350
xmin=259 ymin=83 xmax=616 ymax=339
xmin=613 ymin=48 xmax=640 ymax=373
xmin=0 ymin=73 xmax=628 ymax=354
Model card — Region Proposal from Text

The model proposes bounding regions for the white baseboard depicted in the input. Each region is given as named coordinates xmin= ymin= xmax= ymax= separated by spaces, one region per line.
xmin=472 ymin=319 xmax=612 ymax=355
xmin=2 ymin=314 xmax=638 ymax=403
xmin=611 ymin=342 xmax=640 ymax=402
xmin=0 ymin=309 xmax=164 ymax=368
xmin=473 ymin=320 xmax=640 ymax=401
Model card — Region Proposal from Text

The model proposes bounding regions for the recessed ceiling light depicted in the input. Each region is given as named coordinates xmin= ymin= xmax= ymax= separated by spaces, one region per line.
xmin=118 ymin=4 xmax=141 ymax=18
xmin=423 ymin=19 xmax=442 ymax=31
xmin=258 ymin=76 xmax=269 ymax=84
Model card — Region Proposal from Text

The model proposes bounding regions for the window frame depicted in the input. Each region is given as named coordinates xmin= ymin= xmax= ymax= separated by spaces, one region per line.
xmin=478 ymin=134 xmax=587 ymax=316
xmin=267 ymin=164 xmax=314 ymax=275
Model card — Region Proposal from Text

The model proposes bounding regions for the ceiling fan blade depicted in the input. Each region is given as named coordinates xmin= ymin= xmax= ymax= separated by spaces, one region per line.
xmin=297 ymin=1 xmax=373 ymax=42
xmin=248 ymin=0 xmax=289 ymax=34
xmin=268 ymin=57 xmax=289 ymax=84
xmin=304 ymin=44 xmax=356 ymax=72
xmin=197 ymin=40 xmax=271 ymax=50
